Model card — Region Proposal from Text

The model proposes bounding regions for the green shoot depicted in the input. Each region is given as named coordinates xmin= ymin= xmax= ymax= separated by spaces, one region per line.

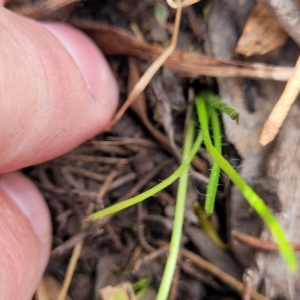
xmin=201 ymin=91 xmax=239 ymax=123
xmin=132 ymin=278 xmax=151 ymax=299
xmin=84 ymin=131 xmax=203 ymax=222
xmin=195 ymin=95 xmax=298 ymax=272
xmin=157 ymin=113 xmax=195 ymax=300
xmin=204 ymin=105 xmax=222 ymax=215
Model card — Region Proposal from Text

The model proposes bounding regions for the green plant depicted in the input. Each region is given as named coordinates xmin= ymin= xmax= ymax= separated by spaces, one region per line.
xmin=157 ymin=113 xmax=196 ymax=300
xmin=84 ymin=91 xmax=297 ymax=300
xmin=84 ymin=129 xmax=203 ymax=222
xmin=203 ymin=104 xmax=222 ymax=215
xmin=196 ymin=93 xmax=298 ymax=272
xmin=132 ymin=278 xmax=151 ymax=299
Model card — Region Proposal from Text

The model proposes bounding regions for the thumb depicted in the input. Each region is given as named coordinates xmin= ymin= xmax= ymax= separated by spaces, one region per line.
xmin=0 ymin=6 xmax=119 ymax=300
xmin=0 ymin=7 xmax=118 ymax=173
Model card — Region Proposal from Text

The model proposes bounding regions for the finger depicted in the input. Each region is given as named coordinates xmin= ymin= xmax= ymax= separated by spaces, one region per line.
xmin=0 ymin=172 xmax=51 ymax=300
xmin=0 ymin=8 xmax=118 ymax=173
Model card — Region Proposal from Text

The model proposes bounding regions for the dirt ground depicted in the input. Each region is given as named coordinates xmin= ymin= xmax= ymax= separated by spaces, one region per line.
xmin=5 ymin=0 xmax=300 ymax=299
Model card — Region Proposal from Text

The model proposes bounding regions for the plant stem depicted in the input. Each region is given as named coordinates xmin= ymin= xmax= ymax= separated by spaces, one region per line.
xmin=204 ymin=106 xmax=222 ymax=214
xmin=156 ymin=112 xmax=195 ymax=300
xmin=85 ymin=131 xmax=203 ymax=222
xmin=196 ymin=95 xmax=298 ymax=272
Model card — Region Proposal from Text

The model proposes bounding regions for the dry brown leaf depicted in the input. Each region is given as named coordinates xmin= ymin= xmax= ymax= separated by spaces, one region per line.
xmin=236 ymin=3 xmax=288 ymax=56
xmin=100 ymin=282 xmax=137 ymax=300
xmin=34 ymin=276 xmax=72 ymax=300
xmin=70 ymin=19 xmax=293 ymax=81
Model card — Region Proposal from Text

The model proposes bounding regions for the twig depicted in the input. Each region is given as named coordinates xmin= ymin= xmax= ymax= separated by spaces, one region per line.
xmin=119 ymin=158 xmax=174 ymax=200
xmin=57 ymin=240 xmax=84 ymax=300
xmin=108 ymin=173 xmax=137 ymax=191
xmin=124 ymin=245 xmax=142 ymax=276
xmin=181 ymin=248 xmax=268 ymax=300
xmin=92 ymin=137 xmax=158 ymax=148
xmin=178 ymin=260 xmax=222 ymax=289
xmin=61 ymin=166 xmax=106 ymax=182
xmin=259 ymin=55 xmax=300 ymax=145
xmin=137 ymin=203 xmax=155 ymax=252
xmin=64 ymin=154 xmax=129 ymax=164
xmin=97 ymin=169 xmax=117 ymax=199
xmin=133 ymin=245 xmax=169 ymax=273
xmin=104 ymin=223 xmax=122 ymax=251
xmin=51 ymin=232 xmax=88 ymax=257
xmin=84 ymin=158 xmax=173 ymax=224
xmin=72 ymin=20 xmax=294 ymax=81
xmin=107 ymin=0 xmax=183 ymax=128
xmin=231 ymin=230 xmax=300 ymax=251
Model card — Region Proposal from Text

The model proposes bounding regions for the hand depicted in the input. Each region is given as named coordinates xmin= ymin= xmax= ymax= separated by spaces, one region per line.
xmin=0 ymin=6 xmax=118 ymax=299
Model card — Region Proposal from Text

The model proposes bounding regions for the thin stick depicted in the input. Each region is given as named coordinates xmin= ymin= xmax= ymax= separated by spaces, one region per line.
xmin=259 ymin=55 xmax=300 ymax=145
xmin=231 ymin=230 xmax=300 ymax=252
xmin=137 ymin=203 xmax=155 ymax=252
xmin=97 ymin=169 xmax=117 ymax=199
xmin=51 ymin=232 xmax=87 ymax=257
xmin=181 ymin=248 xmax=268 ymax=300
xmin=133 ymin=245 xmax=169 ymax=273
xmin=56 ymin=240 xmax=84 ymax=300
xmin=107 ymin=0 xmax=183 ymax=129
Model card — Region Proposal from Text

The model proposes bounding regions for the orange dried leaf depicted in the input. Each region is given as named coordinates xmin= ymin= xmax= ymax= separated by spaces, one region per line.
xmin=236 ymin=3 xmax=288 ymax=56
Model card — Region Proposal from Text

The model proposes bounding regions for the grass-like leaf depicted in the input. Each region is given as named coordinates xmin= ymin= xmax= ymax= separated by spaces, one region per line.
xmin=157 ymin=113 xmax=195 ymax=300
xmin=204 ymin=105 xmax=222 ymax=215
xmin=84 ymin=130 xmax=203 ymax=222
xmin=201 ymin=91 xmax=239 ymax=123
xmin=196 ymin=94 xmax=298 ymax=272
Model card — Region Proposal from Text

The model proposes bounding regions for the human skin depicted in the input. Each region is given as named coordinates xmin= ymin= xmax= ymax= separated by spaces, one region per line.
xmin=0 ymin=6 xmax=118 ymax=300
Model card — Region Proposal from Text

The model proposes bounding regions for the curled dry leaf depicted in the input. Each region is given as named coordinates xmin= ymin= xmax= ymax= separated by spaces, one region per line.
xmin=236 ymin=2 xmax=288 ymax=56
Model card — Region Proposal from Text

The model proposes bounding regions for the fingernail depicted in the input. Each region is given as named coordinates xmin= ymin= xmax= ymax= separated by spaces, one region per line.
xmin=42 ymin=22 xmax=115 ymax=102
xmin=0 ymin=172 xmax=51 ymax=244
